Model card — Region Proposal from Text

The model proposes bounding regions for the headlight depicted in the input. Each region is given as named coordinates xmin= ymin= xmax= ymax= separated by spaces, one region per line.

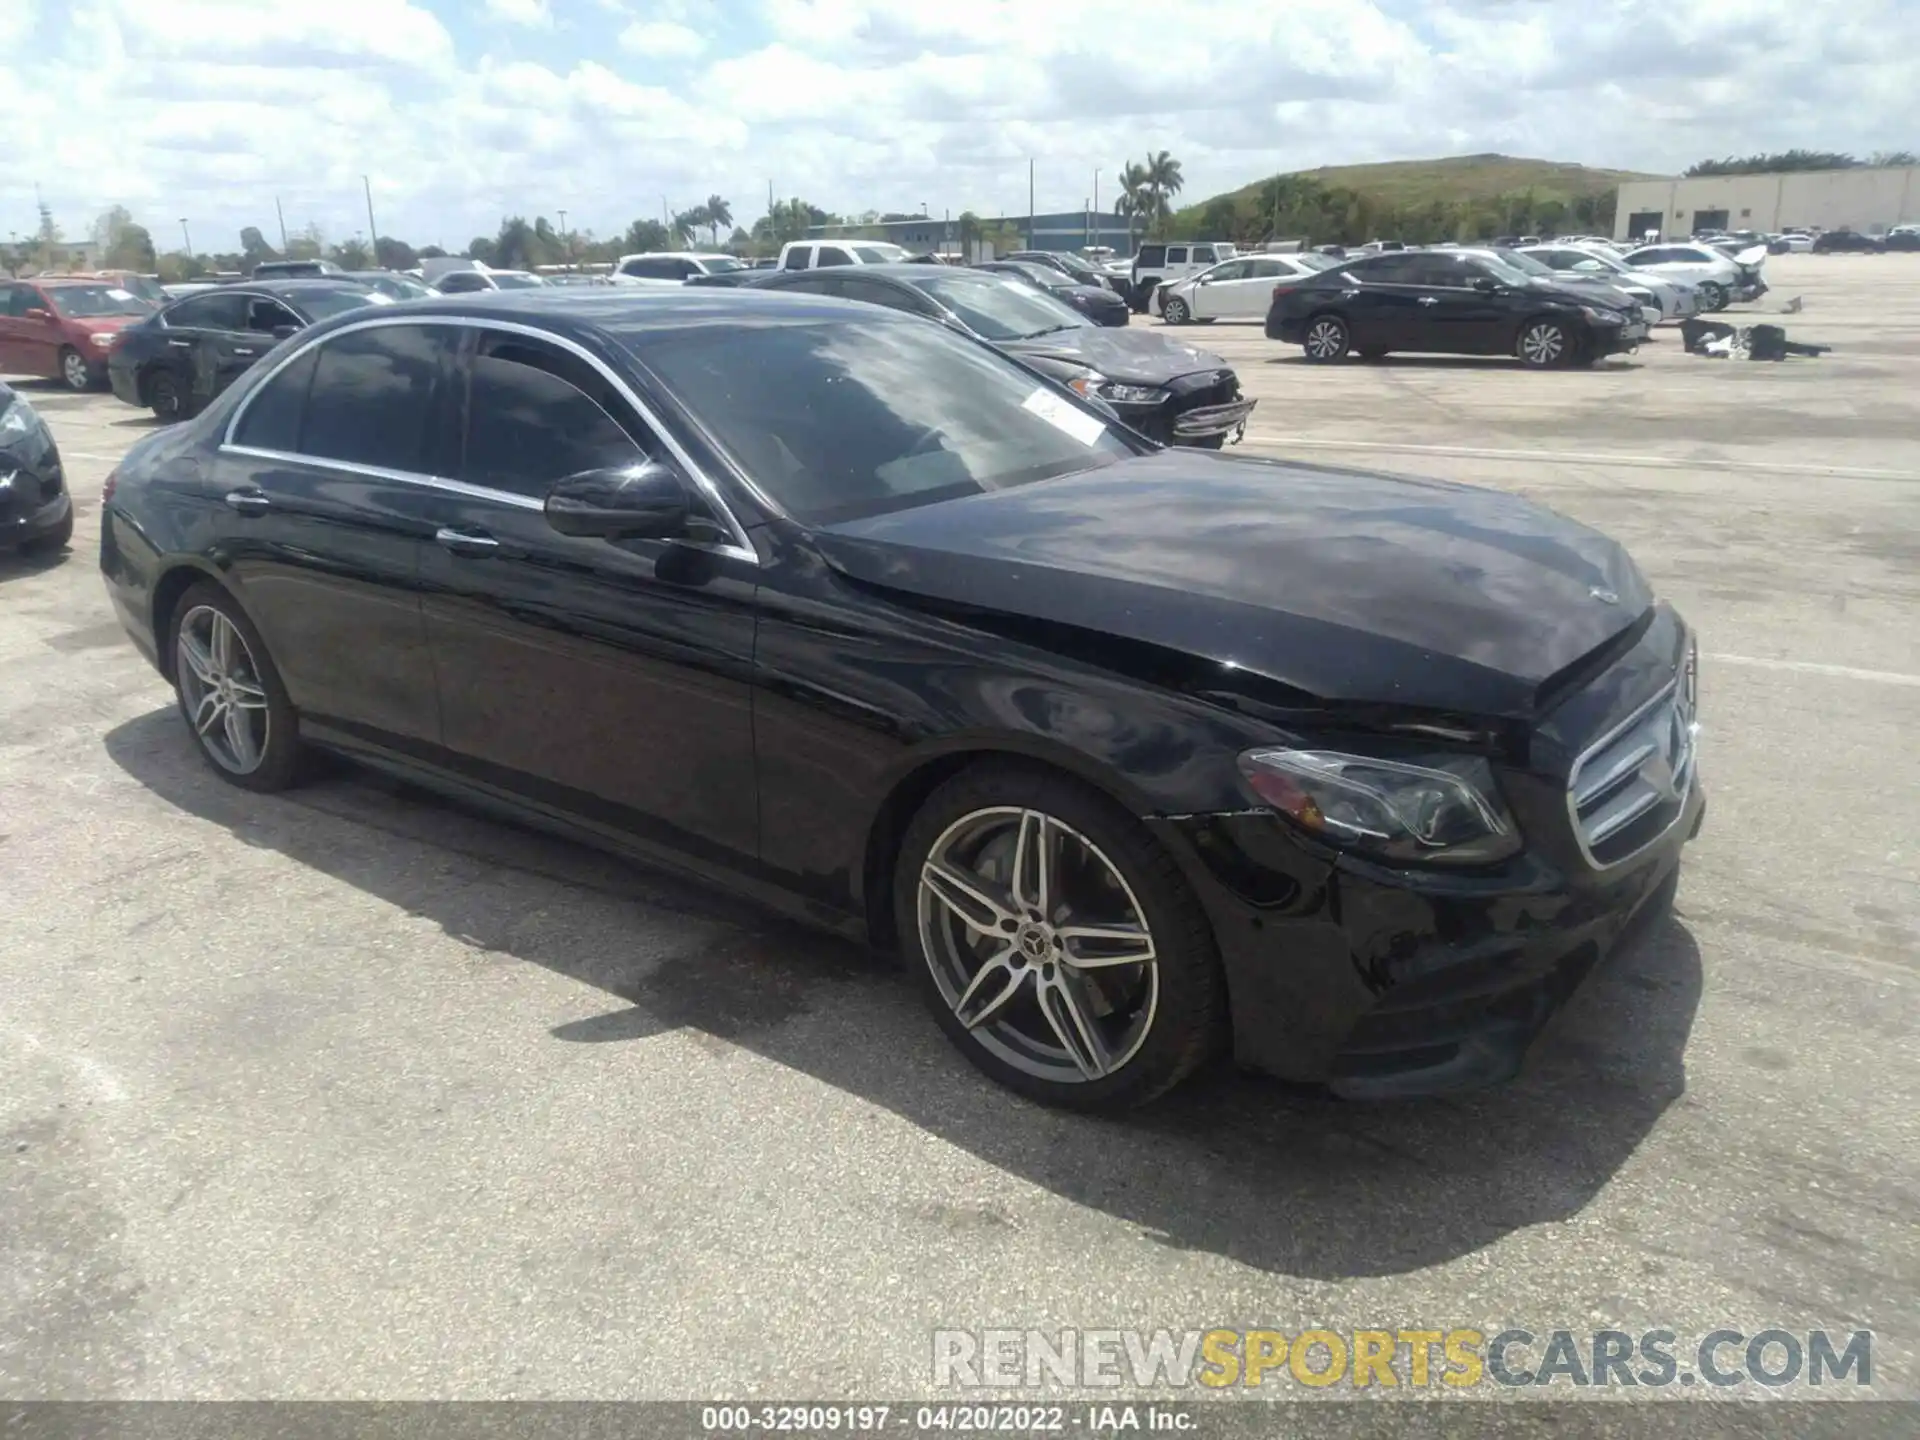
xmin=0 ymin=392 xmax=46 ymax=437
xmin=1067 ymin=373 xmax=1167 ymax=405
xmin=90 ymin=332 xmax=117 ymax=347
xmin=1237 ymin=747 xmax=1521 ymax=865
xmin=1579 ymin=305 xmax=1626 ymax=324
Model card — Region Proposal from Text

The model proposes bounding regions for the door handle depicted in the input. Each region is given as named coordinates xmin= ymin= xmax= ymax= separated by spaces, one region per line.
xmin=1341 ymin=289 xmax=1361 ymax=298
xmin=233 ymin=347 xmax=255 ymax=356
xmin=435 ymin=526 xmax=500 ymax=557
xmin=167 ymin=339 xmax=191 ymax=348
xmin=1417 ymin=296 xmax=1439 ymax=306
xmin=224 ymin=489 xmax=270 ymax=516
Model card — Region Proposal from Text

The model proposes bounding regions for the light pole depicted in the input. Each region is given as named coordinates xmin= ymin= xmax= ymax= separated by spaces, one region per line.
xmin=1093 ymin=169 xmax=1101 ymax=250
xmin=363 ymin=174 xmax=379 ymax=257
xmin=558 ymin=208 xmax=568 ymax=268
xmin=179 ymin=219 xmax=193 ymax=264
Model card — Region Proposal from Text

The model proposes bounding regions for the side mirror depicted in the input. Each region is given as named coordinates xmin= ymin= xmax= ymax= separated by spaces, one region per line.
xmin=271 ymin=324 xmax=300 ymax=340
xmin=545 ymin=460 xmax=689 ymax=541
xmin=24 ymin=307 xmax=52 ymax=322
xmin=1473 ymin=276 xmax=1501 ymax=294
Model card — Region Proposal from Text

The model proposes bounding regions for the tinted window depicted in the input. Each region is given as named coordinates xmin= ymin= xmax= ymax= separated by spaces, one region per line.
xmin=1135 ymin=245 xmax=1166 ymax=267
xmin=622 ymin=258 xmax=676 ymax=279
xmin=817 ymin=247 xmax=854 ymax=267
xmin=1165 ymin=246 xmax=1188 ymax=264
xmin=166 ymin=292 xmax=249 ymax=330
xmin=461 ymin=336 xmax=647 ymax=498
xmin=3 ymin=285 xmax=34 ymax=317
xmin=437 ymin=272 xmax=490 ymax=293
xmin=1348 ymin=254 xmax=1419 ymax=283
xmin=782 ymin=246 xmax=811 ymax=270
xmin=244 ymin=297 xmax=301 ymax=333
xmin=232 ymin=348 xmax=320 ymax=452
xmin=299 ymin=324 xmax=452 ymax=472
xmin=295 ymin=288 xmax=386 ymax=320
xmin=837 ymin=277 xmax=928 ymax=314
xmin=1404 ymin=254 xmax=1468 ymax=286
xmin=634 ymin=317 xmax=1134 ymax=525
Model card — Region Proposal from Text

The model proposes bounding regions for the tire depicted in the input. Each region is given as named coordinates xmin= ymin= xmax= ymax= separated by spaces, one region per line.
xmin=1302 ymin=314 xmax=1350 ymax=362
xmin=1160 ymin=296 xmax=1189 ymax=325
xmin=59 ymin=347 xmax=94 ymax=392
xmin=166 ymin=583 xmax=305 ymax=792
xmin=146 ymin=368 xmax=188 ymax=422
xmin=1697 ymin=281 xmax=1727 ymax=312
xmin=22 ymin=507 xmax=74 ymax=554
xmin=894 ymin=761 xmax=1226 ymax=1111
xmin=1517 ymin=317 xmax=1572 ymax=369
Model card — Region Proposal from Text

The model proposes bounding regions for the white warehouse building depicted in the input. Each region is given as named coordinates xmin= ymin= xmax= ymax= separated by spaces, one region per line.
xmin=1613 ymin=165 xmax=1920 ymax=241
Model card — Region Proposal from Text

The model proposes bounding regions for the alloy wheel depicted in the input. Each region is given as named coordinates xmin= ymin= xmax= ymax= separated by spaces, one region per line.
xmin=917 ymin=806 xmax=1159 ymax=1085
xmin=1519 ymin=321 xmax=1566 ymax=367
xmin=61 ymin=350 xmax=91 ymax=391
xmin=1305 ymin=318 xmax=1347 ymax=360
xmin=175 ymin=605 xmax=272 ymax=775
xmin=1162 ymin=297 xmax=1188 ymax=324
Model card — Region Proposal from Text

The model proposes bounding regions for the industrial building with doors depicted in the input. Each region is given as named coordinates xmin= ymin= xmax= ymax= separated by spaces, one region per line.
xmin=1613 ymin=164 xmax=1920 ymax=241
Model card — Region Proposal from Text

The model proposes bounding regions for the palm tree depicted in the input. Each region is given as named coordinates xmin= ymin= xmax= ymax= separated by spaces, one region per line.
xmin=705 ymin=194 xmax=732 ymax=248
xmin=956 ymin=210 xmax=982 ymax=256
xmin=1144 ymin=151 xmax=1184 ymax=232
xmin=1116 ymin=161 xmax=1149 ymax=248
xmin=672 ymin=206 xmax=706 ymax=246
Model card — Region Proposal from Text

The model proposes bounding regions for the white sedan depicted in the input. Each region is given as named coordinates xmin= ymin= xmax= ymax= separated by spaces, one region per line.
xmin=1155 ymin=253 xmax=1337 ymax=324
xmin=1619 ymin=242 xmax=1767 ymax=311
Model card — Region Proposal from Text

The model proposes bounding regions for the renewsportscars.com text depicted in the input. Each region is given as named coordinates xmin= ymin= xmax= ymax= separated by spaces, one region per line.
xmin=933 ymin=1328 xmax=1873 ymax=1391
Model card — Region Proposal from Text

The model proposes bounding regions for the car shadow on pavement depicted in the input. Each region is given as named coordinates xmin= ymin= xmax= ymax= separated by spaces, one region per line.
xmin=104 ymin=708 xmax=1702 ymax=1282
xmin=0 ymin=544 xmax=74 ymax=582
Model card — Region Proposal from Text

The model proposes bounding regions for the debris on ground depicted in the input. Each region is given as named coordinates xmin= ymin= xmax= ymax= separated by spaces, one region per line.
xmin=1680 ymin=319 xmax=1831 ymax=361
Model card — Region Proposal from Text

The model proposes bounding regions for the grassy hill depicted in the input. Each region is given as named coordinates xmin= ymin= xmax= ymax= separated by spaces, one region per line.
xmin=1164 ymin=153 xmax=1666 ymax=246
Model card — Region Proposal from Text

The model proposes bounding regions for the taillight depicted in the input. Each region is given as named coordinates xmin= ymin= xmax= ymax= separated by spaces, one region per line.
xmin=102 ymin=468 xmax=118 ymax=505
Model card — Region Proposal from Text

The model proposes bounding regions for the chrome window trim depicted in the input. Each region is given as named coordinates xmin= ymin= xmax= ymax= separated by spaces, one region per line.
xmin=1563 ymin=659 xmax=1697 ymax=872
xmin=221 ymin=444 xmax=543 ymax=511
xmin=219 ymin=311 xmax=760 ymax=563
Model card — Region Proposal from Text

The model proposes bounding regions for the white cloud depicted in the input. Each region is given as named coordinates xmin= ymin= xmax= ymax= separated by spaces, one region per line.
xmin=484 ymin=0 xmax=552 ymax=25
xmin=619 ymin=20 xmax=706 ymax=59
xmin=2 ymin=0 xmax=1916 ymax=258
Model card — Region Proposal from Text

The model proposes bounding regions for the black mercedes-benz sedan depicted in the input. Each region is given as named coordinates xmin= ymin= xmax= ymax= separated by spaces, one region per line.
xmin=977 ymin=260 xmax=1131 ymax=327
xmin=1 ymin=382 xmax=72 ymax=554
xmin=107 ymin=279 xmax=392 ymax=421
xmin=99 ymin=288 xmax=1702 ymax=1111
xmin=740 ymin=264 xmax=1251 ymax=447
xmin=1268 ymin=249 xmax=1648 ymax=367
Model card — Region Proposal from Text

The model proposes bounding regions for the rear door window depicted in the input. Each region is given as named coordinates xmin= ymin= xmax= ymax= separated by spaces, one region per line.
xmin=231 ymin=349 xmax=320 ymax=452
xmin=1348 ymin=254 xmax=1420 ymax=284
xmin=1165 ymin=246 xmax=1188 ymax=265
xmin=165 ymin=292 xmax=249 ymax=330
xmin=817 ymin=246 xmax=854 ymax=267
xmin=1135 ymin=245 xmax=1166 ymax=268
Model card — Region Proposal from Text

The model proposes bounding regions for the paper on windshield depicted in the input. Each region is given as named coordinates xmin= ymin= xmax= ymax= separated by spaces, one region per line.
xmin=106 ymin=289 xmax=135 ymax=301
xmin=1022 ymin=387 xmax=1106 ymax=447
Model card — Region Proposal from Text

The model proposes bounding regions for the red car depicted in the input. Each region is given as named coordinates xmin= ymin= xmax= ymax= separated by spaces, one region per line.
xmin=0 ymin=277 xmax=156 ymax=391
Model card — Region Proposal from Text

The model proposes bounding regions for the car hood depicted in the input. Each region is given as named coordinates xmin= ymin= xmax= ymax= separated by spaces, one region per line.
xmin=996 ymin=326 xmax=1229 ymax=382
xmin=813 ymin=450 xmax=1650 ymax=719
xmin=1529 ymin=276 xmax=1641 ymax=309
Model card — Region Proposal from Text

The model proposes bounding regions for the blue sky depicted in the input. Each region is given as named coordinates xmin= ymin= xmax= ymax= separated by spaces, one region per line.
xmin=1 ymin=0 xmax=1914 ymax=255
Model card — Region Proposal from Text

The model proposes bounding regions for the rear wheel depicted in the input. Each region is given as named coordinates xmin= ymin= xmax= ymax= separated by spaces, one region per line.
xmin=896 ymin=763 xmax=1225 ymax=1111
xmin=1160 ymin=295 xmax=1189 ymax=325
xmin=59 ymin=347 xmax=93 ymax=392
xmin=1517 ymin=317 xmax=1572 ymax=368
xmin=1302 ymin=314 xmax=1350 ymax=362
xmin=167 ymin=584 xmax=305 ymax=792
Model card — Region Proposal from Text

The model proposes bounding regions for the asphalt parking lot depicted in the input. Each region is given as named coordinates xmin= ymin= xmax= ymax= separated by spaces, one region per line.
xmin=2 ymin=255 xmax=1916 ymax=1406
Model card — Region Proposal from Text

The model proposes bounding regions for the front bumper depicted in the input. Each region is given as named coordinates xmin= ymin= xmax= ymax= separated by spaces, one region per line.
xmin=1148 ymin=612 xmax=1704 ymax=1098
xmin=0 ymin=471 xmax=71 ymax=550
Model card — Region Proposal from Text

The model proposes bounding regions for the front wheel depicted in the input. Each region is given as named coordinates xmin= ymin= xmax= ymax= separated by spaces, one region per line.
xmin=60 ymin=347 xmax=94 ymax=392
xmin=147 ymin=368 xmax=188 ymax=422
xmin=168 ymin=584 xmax=305 ymax=791
xmin=1302 ymin=314 xmax=1350 ymax=362
xmin=1697 ymin=281 xmax=1727 ymax=311
xmin=896 ymin=763 xmax=1225 ymax=1111
xmin=1160 ymin=295 xmax=1190 ymax=325
xmin=1517 ymin=317 xmax=1571 ymax=368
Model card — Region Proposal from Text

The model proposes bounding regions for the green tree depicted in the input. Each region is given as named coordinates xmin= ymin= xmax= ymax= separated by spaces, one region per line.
xmin=239 ymin=226 xmax=279 ymax=266
xmin=331 ymin=237 xmax=372 ymax=269
xmin=93 ymin=208 xmax=156 ymax=270
xmin=1870 ymin=150 xmax=1918 ymax=167
xmin=621 ymin=218 xmax=671 ymax=253
xmin=287 ymin=223 xmax=325 ymax=261
xmin=1685 ymin=150 xmax=1859 ymax=177
xmin=1142 ymin=151 xmax=1184 ymax=234
xmin=374 ymin=235 xmax=417 ymax=270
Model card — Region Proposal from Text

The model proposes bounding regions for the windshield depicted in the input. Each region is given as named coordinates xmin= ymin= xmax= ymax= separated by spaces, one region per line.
xmin=1050 ymin=255 xmax=1099 ymax=280
xmin=701 ymin=257 xmax=749 ymax=273
xmin=299 ymin=289 xmax=393 ymax=318
xmin=45 ymin=285 xmax=154 ymax=318
xmin=913 ymin=272 xmax=1088 ymax=341
xmin=853 ymin=244 xmax=908 ymax=263
xmin=1297 ymin=253 xmax=1338 ymax=271
xmin=632 ymin=316 xmax=1133 ymax=525
xmin=490 ymin=273 xmax=545 ymax=289
xmin=354 ymin=273 xmax=433 ymax=300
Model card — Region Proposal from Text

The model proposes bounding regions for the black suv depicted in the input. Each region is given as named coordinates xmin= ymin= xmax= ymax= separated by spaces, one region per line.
xmin=1267 ymin=249 xmax=1647 ymax=368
